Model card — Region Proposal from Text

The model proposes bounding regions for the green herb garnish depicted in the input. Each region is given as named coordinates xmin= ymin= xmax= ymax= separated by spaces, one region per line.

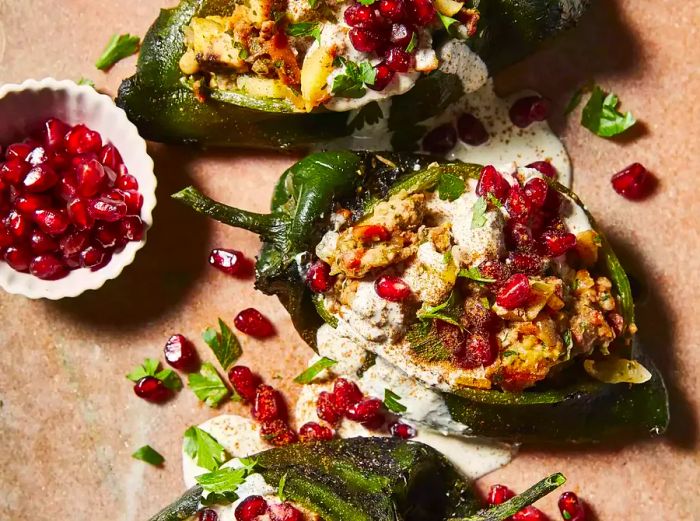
xmin=132 ymin=445 xmax=165 ymax=466
xmin=294 ymin=357 xmax=337 ymax=384
xmin=471 ymin=196 xmax=488 ymax=229
xmin=183 ymin=426 xmax=228 ymax=471
xmin=188 ymin=362 xmax=230 ymax=407
xmin=406 ymin=32 xmax=418 ymax=53
xmin=417 ymin=291 xmax=463 ymax=327
xmin=95 ymin=34 xmax=140 ymax=70
xmin=77 ymin=77 xmax=95 ymax=88
xmin=437 ymin=173 xmax=466 ymax=201
xmin=126 ymin=358 xmax=182 ymax=391
xmin=286 ymin=22 xmax=322 ymax=42
xmin=278 ymin=472 xmax=288 ymax=501
xmin=203 ymin=318 xmax=242 ymax=371
xmin=384 ymin=389 xmax=407 ymax=413
xmin=458 ymin=266 xmax=495 ymax=284
xmin=581 ymin=85 xmax=636 ymax=137
xmin=332 ymin=59 xmax=376 ymax=98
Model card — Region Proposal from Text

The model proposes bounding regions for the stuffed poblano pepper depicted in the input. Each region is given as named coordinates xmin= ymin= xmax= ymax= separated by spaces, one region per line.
xmin=150 ymin=436 xmax=565 ymax=521
xmin=117 ymin=0 xmax=590 ymax=149
xmin=173 ymin=151 xmax=669 ymax=442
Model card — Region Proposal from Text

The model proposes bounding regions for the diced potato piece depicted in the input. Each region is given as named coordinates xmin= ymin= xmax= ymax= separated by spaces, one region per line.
xmin=575 ymin=230 xmax=601 ymax=267
xmin=434 ymin=0 xmax=464 ymax=16
xmin=236 ymin=76 xmax=304 ymax=108
xmin=189 ymin=17 xmax=247 ymax=71
xmin=300 ymin=45 xmax=335 ymax=112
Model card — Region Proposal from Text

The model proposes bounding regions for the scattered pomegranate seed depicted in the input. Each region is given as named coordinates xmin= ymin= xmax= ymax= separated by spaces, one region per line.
xmin=478 ymin=260 xmax=510 ymax=285
xmin=260 ymin=419 xmax=298 ymax=446
xmin=523 ymin=177 xmax=549 ymax=208
xmin=408 ymin=0 xmax=436 ymax=25
xmin=88 ymin=197 xmax=127 ymax=222
xmin=385 ymin=47 xmax=414 ymax=72
xmin=505 ymin=221 xmax=533 ymax=251
xmin=454 ymin=333 xmax=497 ymax=369
xmin=558 ymin=492 xmax=586 ymax=521
xmin=197 ymin=508 xmax=219 ymax=521
xmin=510 ymin=96 xmax=551 ymax=128
xmin=513 ymin=506 xmax=550 ymax=521
xmin=316 ymin=390 xmax=342 ymax=424
xmin=375 ymin=274 xmax=411 ymax=302
xmin=508 ymin=251 xmax=547 ymax=276
xmin=209 ymin=248 xmax=252 ymax=277
xmin=64 ymin=124 xmax=102 ymax=155
xmin=346 ymin=397 xmax=383 ymax=423
xmin=349 ymin=27 xmax=382 ymax=52
xmin=496 ymin=274 xmax=531 ymax=309
xmin=390 ymin=23 xmax=414 ymax=47
xmin=389 ymin=421 xmax=416 ymax=439
xmin=611 ymin=162 xmax=654 ymax=200
xmin=234 ymin=308 xmax=275 ymax=338
xmin=29 ymin=229 xmax=59 ymax=254
xmin=487 ymin=484 xmax=515 ymax=505
xmin=476 ymin=165 xmax=511 ymax=203
xmin=34 ymin=208 xmax=69 ymax=235
xmin=306 ymin=260 xmax=334 ymax=293
xmin=269 ymin=503 xmax=304 ymax=521
xmin=422 ymin=124 xmax=457 ymax=155
xmin=526 ymin=161 xmax=557 ymax=179
xmin=369 ymin=62 xmax=395 ymax=91
xmin=133 ymin=376 xmax=171 ymax=403
xmin=252 ymin=385 xmax=285 ymax=422
xmin=332 ymin=378 xmax=363 ymax=413
xmin=379 ymin=0 xmax=406 ymax=22
xmin=1 ymin=159 xmax=30 ymax=185
xmin=164 ymin=334 xmax=198 ymax=372
xmin=4 ymin=246 xmax=32 ymax=272
xmin=344 ymin=4 xmax=379 ymax=27
xmin=30 ymin=253 xmax=68 ymax=280
xmin=23 ymin=164 xmax=58 ymax=193
xmin=457 ymin=113 xmax=489 ymax=146
xmin=299 ymin=421 xmax=334 ymax=442
xmin=228 ymin=366 xmax=262 ymax=402
xmin=505 ymin=185 xmax=532 ymax=223
xmin=540 ymin=229 xmax=577 ymax=257
xmin=235 ymin=495 xmax=269 ymax=521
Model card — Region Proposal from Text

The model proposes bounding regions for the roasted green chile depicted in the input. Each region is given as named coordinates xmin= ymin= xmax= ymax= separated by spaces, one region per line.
xmin=147 ymin=437 xmax=565 ymax=521
xmin=173 ymin=151 xmax=669 ymax=442
xmin=117 ymin=0 xmax=590 ymax=149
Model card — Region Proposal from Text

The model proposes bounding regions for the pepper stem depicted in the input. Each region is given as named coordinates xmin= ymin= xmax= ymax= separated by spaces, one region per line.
xmin=172 ymin=186 xmax=278 ymax=238
xmin=450 ymin=473 xmax=566 ymax=521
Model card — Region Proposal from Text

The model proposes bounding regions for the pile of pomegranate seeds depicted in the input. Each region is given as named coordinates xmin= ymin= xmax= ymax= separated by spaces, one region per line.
xmin=486 ymin=485 xmax=587 ymax=521
xmin=0 ymin=118 xmax=145 ymax=280
xmin=209 ymin=248 xmax=253 ymax=277
xmin=509 ymin=96 xmax=551 ymax=128
xmin=422 ymin=112 xmax=488 ymax=154
xmin=235 ymin=496 xmax=305 ymax=521
xmin=610 ymin=162 xmax=654 ymax=200
xmin=234 ymin=308 xmax=275 ymax=338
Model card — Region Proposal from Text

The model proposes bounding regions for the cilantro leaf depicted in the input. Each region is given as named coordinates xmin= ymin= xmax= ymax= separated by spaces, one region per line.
xmin=278 ymin=472 xmax=288 ymax=501
xmin=294 ymin=357 xmax=337 ymax=384
xmin=77 ymin=77 xmax=95 ymax=88
xmin=502 ymin=350 xmax=517 ymax=357
xmin=406 ymin=32 xmax=418 ymax=53
xmin=95 ymin=33 xmax=140 ymax=70
xmin=286 ymin=22 xmax=321 ymax=42
xmin=348 ymin=101 xmax=384 ymax=131
xmin=155 ymin=368 xmax=183 ymax=391
xmin=437 ymin=12 xmax=459 ymax=33
xmin=581 ymin=85 xmax=636 ymax=137
xmin=126 ymin=358 xmax=182 ymax=390
xmin=332 ymin=59 xmax=376 ymax=98
xmin=437 ymin=173 xmax=466 ymax=201
xmin=203 ymin=318 xmax=242 ymax=371
xmin=384 ymin=389 xmax=407 ymax=413
xmin=196 ymin=467 xmax=248 ymax=498
xmin=458 ymin=266 xmax=495 ymax=284
xmin=417 ymin=291 xmax=463 ymax=327
xmin=132 ymin=445 xmax=164 ymax=466
xmin=183 ymin=426 xmax=228 ymax=471
xmin=471 ymin=196 xmax=488 ymax=228
xmin=188 ymin=362 xmax=230 ymax=407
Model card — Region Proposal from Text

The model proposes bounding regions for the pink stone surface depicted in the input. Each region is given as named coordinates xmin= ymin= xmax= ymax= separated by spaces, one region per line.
xmin=0 ymin=1 xmax=698 ymax=519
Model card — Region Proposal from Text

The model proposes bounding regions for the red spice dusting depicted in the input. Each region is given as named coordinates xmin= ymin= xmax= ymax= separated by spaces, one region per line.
xmin=252 ymin=384 xmax=286 ymax=423
xmin=316 ymin=390 xmax=342 ymax=424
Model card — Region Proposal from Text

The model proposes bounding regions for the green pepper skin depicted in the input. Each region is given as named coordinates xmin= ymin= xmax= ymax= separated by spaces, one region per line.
xmin=117 ymin=0 xmax=589 ymax=149
xmin=146 ymin=438 xmax=564 ymax=521
xmin=173 ymin=151 xmax=669 ymax=443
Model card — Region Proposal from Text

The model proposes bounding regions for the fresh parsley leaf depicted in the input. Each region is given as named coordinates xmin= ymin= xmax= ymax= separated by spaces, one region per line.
xmin=406 ymin=32 xmax=418 ymax=53
xmin=502 ymin=350 xmax=518 ymax=357
xmin=126 ymin=358 xmax=182 ymax=390
xmin=332 ymin=59 xmax=376 ymax=98
xmin=188 ymin=362 xmax=230 ymax=407
xmin=581 ymin=85 xmax=636 ymax=137
xmin=294 ymin=357 xmax=337 ymax=384
xmin=437 ymin=173 xmax=466 ymax=201
xmin=95 ymin=33 xmax=140 ymax=70
xmin=183 ymin=426 xmax=228 ymax=471
xmin=471 ymin=196 xmax=488 ymax=229
xmin=348 ymin=101 xmax=384 ymax=131
xmin=132 ymin=445 xmax=165 ymax=466
xmin=417 ymin=291 xmax=463 ymax=327
xmin=563 ymin=330 xmax=574 ymax=360
xmin=458 ymin=266 xmax=495 ymax=284
xmin=278 ymin=472 xmax=288 ymax=501
xmin=437 ymin=12 xmax=459 ymax=33
xmin=77 ymin=77 xmax=95 ymax=88
xmin=487 ymin=192 xmax=503 ymax=209
xmin=239 ymin=456 xmax=258 ymax=473
xmin=155 ymin=368 xmax=183 ymax=391
xmin=562 ymin=511 xmax=572 ymax=520
xmin=203 ymin=318 xmax=242 ymax=371
xmin=384 ymin=389 xmax=407 ymax=413
xmin=286 ymin=22 xmax=321 ymax=42
xmin=196 ymin=467 xmax=248 ymax=497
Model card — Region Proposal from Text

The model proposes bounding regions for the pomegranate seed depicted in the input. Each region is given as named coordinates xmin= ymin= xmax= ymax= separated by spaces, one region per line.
xmin=299 ymin=421 xmax=334 ymax=442
xmin=209 ymin=248 xmax=252 ymax=277
xmin=66 ymin=197 xmax=94 ymax=230
xmin=56 ymin=173 xmax=79 ymax=201
xmin=116 ymin=173 xmax=138 ymax=190
xmin=513 ymin=506 xmax=549 ymax=521
xmin=48 ymin=150 xmax=71 ymax=171
xmin=75 ymin=159 xmax=107 ymax=197
xmin=80 ymin=245 xmax=107 ymax=268
xmin=133 ymin=376 xmax=171 ymax=403
xmin=306 ymin=260 xmax=334 ymax=293
xmin=454 ymin=333 xmax=497 ymax=369
xmin=487 ymin=484 xmax=515 ymax=505
xmin=268 ymin=503 xmax=304 ymax=521
xmin=456 ymin=113 xmax=489 ymax=146
xmin=346 ymin=397 xmax=383 ymax=423
xmin=60 ymin=231 xmax=90 ymax=258
xmin=93 ymin=222 xmax=118 ymax=248
xmin=4 ymin=246 xmax=32 ymax=272
xmin=507 ymin=251 xmax=547 ymax=276
xmin=26 ymin=146 xmax=49 ymax=166
xmin=119 ymin=215 xmax=145 ymax=242
xmin=390 ymin=22 xmax=414 ymax=47
xmin=64 ymin=124 xmax=102 ymax=155
xmin=369 ymin=62 xmax=395 ymax=91
xmin=88 ymin=197 xmax=127 ymax=222
xmin=0 ymin=222 xmax=13 ymax=248
xmin=23 ymin=164 xmax=58 ymax=193
xmin=349 ymin=27 xmax=382 ymax=52
xmin=15 ymin=194 xmax=51 ymax=215
xmin=422 ymin=124 xmax=457 ymax=155
xmin=105 ymin=188 xmax=126 ymax=202
xmin=476 ymin=165 xmax=511 ymax=203
xmin=5 ymin=143 xmax=32 ymax=161
xmin=260 ymin=419 xmax=298 ymax=446
xmin=389 ymin=422 xmax=416 ymax=439
xmin=526 ymin=161 xmax=557 ymax=179
xmin=43 ymin=118 xmax=70 ymax=150
xmin=385 ymin=46 xmax=414 ymax=72
xmin=29 ymin=254 xmax=67 ymax=280
xmin=344 ymin=3 xmax=379 ymax=27
xmin=558 ymin=492 xmax=586 ymax=521
xmin=164 ymin=334 xmax=198 ymax=372
xmin=505 ymin=185 xmax=532 ymax=223
xmin=29 ymin=229 xmax=58 ymax=254
xmin=523 ymin=177 xmax=548 ymax=208
xmin=408 ymin=0 xmax=435 ymax=25
xmin=496 ymin=274 xmax=531 ymax=309
xmin=197 ymin=509 xmax=219 ymax=521
xmin=235 ymin=496 xmax=268 ymax=521
xmin=332 ymin=378 xmax=363 ymax=413
xmin=98 ymin=144 xmax=123 ymax=171
xmin=34 ymin=208 xmax=69 ymax=235
xmin=252 ymin=385 xmax=285 ymax=422
xmin=122 ymin=190 xmax=143 ymax=214
xmin=1 ymin=159 xmax=30 ymax=185
xmin=540 ymin=229 xmax=577 ymax=257
xmin=379 ymin=0 xmax=406 ymax=21
xmin=234 ymin=308 xmax=275 ymax=338
xmin=504 ymin=221 xmax=533 ymax=251
xmin=510 ymin=96 xmax=550 ymax=128
xmin=375 ymin=274 xmax=411 ymax=302
xmin=316 ymin=390 xmax=342 ymax=424
xmin=355 ymin=224 xmax=391 ymax=242
xmin=6 ymin=210 xmax=32 ymax=239
xmin=611 ymin=162 xmax=653 ymax=200
xmin=228 ymin=365 xmax=262 ymax=402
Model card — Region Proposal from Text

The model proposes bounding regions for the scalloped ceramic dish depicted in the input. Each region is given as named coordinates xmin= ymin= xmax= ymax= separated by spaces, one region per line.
xmin=0 ymin=78 xmax=156 ymax=299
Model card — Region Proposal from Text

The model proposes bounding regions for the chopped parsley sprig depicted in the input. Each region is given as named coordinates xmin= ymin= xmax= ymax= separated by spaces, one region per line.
xmin=95 ymin=33 xmax=140 ymax=70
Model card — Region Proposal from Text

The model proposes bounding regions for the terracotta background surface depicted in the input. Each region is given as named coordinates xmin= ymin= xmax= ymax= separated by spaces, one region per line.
xmin=0 ymin=0 xmax=698 ymax=519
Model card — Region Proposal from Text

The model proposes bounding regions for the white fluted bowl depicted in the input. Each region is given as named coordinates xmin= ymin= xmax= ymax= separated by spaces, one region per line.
xmin=0 ymin=78 xmax=156 ymax=299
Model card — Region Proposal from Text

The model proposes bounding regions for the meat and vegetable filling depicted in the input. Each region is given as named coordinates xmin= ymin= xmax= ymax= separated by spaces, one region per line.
xmin=179 ymin=0 xmax=480 ymax=111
